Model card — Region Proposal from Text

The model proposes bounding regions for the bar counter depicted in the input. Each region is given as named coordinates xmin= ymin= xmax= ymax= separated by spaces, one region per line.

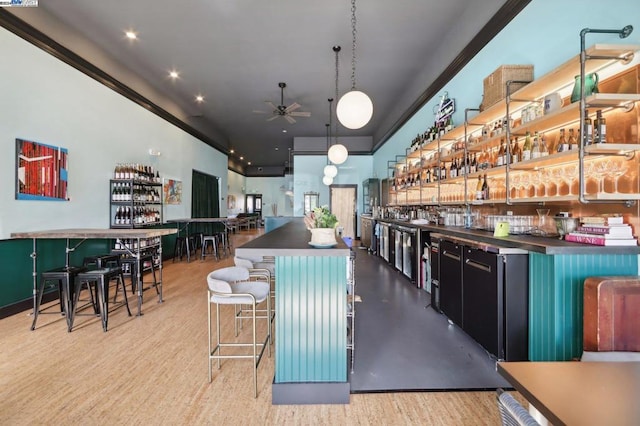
xmin=373 ymin=217 xmax=640 ymax=361
xmin=374 ymin=218 xmax=640 ymax=255
xmin=236 ymin=219 xmax=351 ymax=405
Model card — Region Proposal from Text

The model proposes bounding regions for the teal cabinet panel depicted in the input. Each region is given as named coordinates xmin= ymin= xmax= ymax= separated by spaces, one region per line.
xmin=529 ymin=252 xmax=638 ymax=361
xmin=275 ymin=256 xmax=347 ymax=383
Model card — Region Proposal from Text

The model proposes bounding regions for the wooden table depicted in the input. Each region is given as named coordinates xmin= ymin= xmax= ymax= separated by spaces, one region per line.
xmin=11 ymin=228 xmax=176 ymax=317
xmin=497 ymin=361 xmax=640 ymax=426
xmin=166 ymin=217 xmax=245 ymax=262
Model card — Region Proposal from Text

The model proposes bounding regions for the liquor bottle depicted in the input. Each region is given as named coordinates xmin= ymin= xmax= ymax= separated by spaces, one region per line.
xmin=595 ymin=110 xmax=607 ymax=143
xmin=445 ymin=116 xmax=454 ymax=133
xmin=557 ymin=128 xmax=568 ymax=152
xmin=509 ymin=139 xmax=518 ymax=164
xmin=476 ymin=175 xmax=483 ymax=200
xmin=482 ymin=174 xmax=490 ymax=200
xmin=531 ymin=132 xmax=541 ymax=159
xmin=584 ymin=116 xmax=593 ymax=145
xmin=539 ymin=133 xmax=549 ymax=157
xmin=470 ymin=153 xmax=477 ymax=174
xmin=522 ymin=132 xmax=532 ymax=161
xmin=497 ymin=138 xmax=506 ymax=166
xmin=568 ymin=129 xmax=578 ymax=151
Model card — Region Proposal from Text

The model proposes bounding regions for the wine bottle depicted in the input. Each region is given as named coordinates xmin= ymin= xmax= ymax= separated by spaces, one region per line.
xmin=568 ymin=129 xmax=578 ymax=151
xmin=595 ymin=110 xmax=607 ymax=143
xmin=557 ymin=128 xmax=568 ymax=152
xmin=539 ymin=133 xmax=549 ymax=157
xmin=531 ymin=132 xmax=541 ymax=159
xmin=522 ymin=132 xmax=532 ymax=161
xmin=475 ymin=175 xmax=483 ymax=200
xmin=497 ymin=138 xmax=506 ymax=166
xmin=584 ymin=116 xmax=593 ymax=145
xmin=482 ymin=174 xmax=489 ymax=200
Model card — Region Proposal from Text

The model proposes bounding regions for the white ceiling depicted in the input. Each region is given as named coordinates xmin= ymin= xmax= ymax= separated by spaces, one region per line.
xmin=7 ymin=0 xmax=517 ymax=174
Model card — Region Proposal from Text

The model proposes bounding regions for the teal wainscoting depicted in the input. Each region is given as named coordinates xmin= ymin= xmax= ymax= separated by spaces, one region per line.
xmin=529 ymin=252 xmax=638 ymax=361
xmin=275 ymin=256 xmax=347 ymax=383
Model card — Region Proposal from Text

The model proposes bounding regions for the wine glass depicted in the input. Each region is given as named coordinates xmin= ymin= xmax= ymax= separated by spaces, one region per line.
xmin=605 ymin=160 xmax=629 ymax=194
xmin=593 ymin=160 xmax=610 ymax=194
xmin=563 ymin=164 xmax=579 ymax=196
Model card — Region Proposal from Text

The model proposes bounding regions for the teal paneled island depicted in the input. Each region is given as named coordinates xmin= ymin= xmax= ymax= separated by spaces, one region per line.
xmin=235 ymin=219 xmax=351 ymax=404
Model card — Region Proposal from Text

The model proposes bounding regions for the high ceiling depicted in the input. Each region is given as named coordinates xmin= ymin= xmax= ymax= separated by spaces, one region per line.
xmin=6 ymin=0 xmax=519 ymax=175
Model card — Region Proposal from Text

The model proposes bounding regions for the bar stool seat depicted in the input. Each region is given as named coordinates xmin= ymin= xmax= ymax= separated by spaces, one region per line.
xmin=73 ymin=267 xmax=131 ymax=331
xmin=201 ymin=234 xmax=219 ymax=260
xmin=119 ymin=253 xmax=158 ymax=296
xmin=173 ymin=236 xmax=196 ymax=262
xmin=207 ymin=266 xmax=271 ymax=398
xmin=32 ymin=266 xmax=87 ymax=331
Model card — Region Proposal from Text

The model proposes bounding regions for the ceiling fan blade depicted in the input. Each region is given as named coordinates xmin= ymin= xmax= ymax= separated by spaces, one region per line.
xmin=252 ymin=110 xmax=268 ymax=114
xmin=284 ymin=115 xmax=297 ymax=124
xmin=285 ymin=102 xmax=301 ymax=113
xmin=265 ymin=101 xmax=278 ymax=111
xmin=266 ymin=115 xmax=280 ymax=122
xmin=289 ymin=111 xmax=311 ymax=117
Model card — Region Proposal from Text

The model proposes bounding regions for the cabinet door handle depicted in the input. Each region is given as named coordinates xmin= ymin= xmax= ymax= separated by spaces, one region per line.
xmin=465 ymin=258 xmax=491 ymax=272
xmin=443 ymin=251 xmax=460 ymax=261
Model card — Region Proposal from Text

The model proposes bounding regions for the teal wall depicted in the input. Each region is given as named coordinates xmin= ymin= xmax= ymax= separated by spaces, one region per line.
xmin=0 ymin=27 xmax=227 ymax=310
xmin=373 ymin=0 xmax=640 ymax=179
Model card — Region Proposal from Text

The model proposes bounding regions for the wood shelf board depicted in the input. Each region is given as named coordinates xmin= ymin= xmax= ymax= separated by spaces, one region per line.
xmin=584 ymin=193 xmax=640 ymax=201
xmin=585 ymin=143 xmax=640 ymax=154
xmin=509 ymin=151 xmax=577 ymax=170
xmin=585 ymin=93 xmax=640 ymax=107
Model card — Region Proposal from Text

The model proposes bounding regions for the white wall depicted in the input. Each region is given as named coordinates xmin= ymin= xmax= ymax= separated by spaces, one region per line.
xmin=0 ymin=27 xmax=228 ymax=239
xmin=373 ymin=0 xmax=640 ymax=180
xmin=245 ymin=176 xmax=293 ymax=217
xmin=226 ymin=170 xmax=246 ymax=216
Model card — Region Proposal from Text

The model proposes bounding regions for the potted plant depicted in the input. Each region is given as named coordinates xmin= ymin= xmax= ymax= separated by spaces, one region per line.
xmin=304 ymin=206 xmax=339 ymax=246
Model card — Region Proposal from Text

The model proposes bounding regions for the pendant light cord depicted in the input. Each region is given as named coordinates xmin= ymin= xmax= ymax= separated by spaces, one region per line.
xmin=350 ymin=0 xmax=357 ymax=90
xmin=333 ymin=46 xmax=340 ymax=144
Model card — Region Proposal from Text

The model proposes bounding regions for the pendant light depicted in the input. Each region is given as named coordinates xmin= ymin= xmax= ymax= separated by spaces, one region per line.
xmin=323 ymin=122 xmax=338 ymax=178
xmin=336 ymin=0 xmax=373 ymax=130
xmin=328 ymin=46 xmax=349 ymax=165
xmin=323 ymin=175 xmax=334 ymax=186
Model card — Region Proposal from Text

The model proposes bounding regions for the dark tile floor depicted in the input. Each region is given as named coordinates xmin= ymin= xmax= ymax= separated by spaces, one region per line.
xmin=349 ymin=248 xmax=510 ymax=393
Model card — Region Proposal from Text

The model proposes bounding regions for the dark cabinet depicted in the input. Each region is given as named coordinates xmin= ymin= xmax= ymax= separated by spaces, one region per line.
xmin=360 ymin=216 xmax=375 ymax=253
xmin=439 ymin=239 xmax=463 ymax=327
xmin=462 ymin=247 xmax=528 ymax=361
xmin=362 ymin=178 xmax=380 ymax=215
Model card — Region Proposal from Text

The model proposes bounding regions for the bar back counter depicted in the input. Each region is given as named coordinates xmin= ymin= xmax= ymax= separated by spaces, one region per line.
xmin=235 ymin=218 xmax=351 ymax=404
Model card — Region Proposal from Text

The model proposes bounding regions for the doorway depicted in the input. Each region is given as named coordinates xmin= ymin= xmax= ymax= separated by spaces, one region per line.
xmin=330 ymin=185 xmax=357 ymax=239
xmin=245 ymin=194 xmax=262 ymax=217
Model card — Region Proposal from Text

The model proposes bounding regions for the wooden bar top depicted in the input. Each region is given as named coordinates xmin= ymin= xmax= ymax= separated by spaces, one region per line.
xmin=498 ymin=361 xmax=640 ymax=426
xmin=11 ymin=228 xmax=176 ymax=239
xmin=236 ymin=218 xmax=350 ymax=257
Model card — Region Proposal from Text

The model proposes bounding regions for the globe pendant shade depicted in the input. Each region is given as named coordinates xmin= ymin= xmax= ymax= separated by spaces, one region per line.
xmin=324 ymin=164 xmax=338 ymax=178
xmin=328 ymin=143 xmax=349 ymax=165
xmin=322 ymin=175 xmax=333 ymax=186
xmin=337 ymin=90 xmax=373 ymax=129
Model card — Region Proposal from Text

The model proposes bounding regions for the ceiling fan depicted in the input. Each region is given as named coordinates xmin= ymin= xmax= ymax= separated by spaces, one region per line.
xmin=254 ymin=82 xmax=311 ymax=124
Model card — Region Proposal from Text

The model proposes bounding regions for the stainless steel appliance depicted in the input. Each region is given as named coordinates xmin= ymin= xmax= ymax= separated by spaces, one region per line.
xmin=399 ymin=225 xmax=417 ymax=282
xmin=429 ymin=238 xmax=440 ymax=311
xmin=378 ymin=222 xmax=390 ymax=262
xmin=394 ymin=226 xmax=403 ymax=272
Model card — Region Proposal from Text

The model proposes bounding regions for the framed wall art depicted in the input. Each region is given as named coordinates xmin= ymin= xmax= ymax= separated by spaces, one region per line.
xmin=163 ymin=178 xmax=182 ymax=205
xmin=15 ymin=138 xmax=69 ymax=201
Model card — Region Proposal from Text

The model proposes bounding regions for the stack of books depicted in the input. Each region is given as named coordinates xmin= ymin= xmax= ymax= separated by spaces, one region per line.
xmin=565 ymin=215 xmax=637 ymax=246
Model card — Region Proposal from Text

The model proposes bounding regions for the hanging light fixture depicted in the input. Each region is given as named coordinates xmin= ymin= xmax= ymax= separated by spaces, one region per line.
xmin=323 ymin=175 xmax=334 ymax=186
xmin=337 ymin=0 xmax=373 ymax=130
xmin=328 ymin=46 xmax=349 ymax=165
xmin=323 ymin=122 xmax=338 ymax=178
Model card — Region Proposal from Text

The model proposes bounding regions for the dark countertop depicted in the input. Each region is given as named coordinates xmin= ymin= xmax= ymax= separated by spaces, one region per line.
xmin=373 ymin=218 xmax=640 ymax=255
xmin=236 ymin=218 xmax=350 ymax=257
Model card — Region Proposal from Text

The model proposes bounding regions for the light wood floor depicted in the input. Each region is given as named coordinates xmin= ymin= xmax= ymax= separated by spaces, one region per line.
xmin=0 ymin=229 xmax=503 ymax=425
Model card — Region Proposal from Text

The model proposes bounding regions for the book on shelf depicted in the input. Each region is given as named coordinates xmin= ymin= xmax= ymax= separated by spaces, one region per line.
xmin=565 ymin=233 xmax=637 ymax=246
xmin=576 ymin=224 xmax=633 ymax=237
xmin=580 ymin=214 xmax=625 ymax=226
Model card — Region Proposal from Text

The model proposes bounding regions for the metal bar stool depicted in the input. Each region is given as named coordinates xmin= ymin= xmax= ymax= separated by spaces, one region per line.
xmin=73 ymin=267 xmax=131 ymax=331
xmin=207 ymin=266 xmax=271 ymax=398
xmin=31 ymin=266 xmax=87 ymax=331
xmin=119 ymin=253 xmax=158 ymax=297
xmin=201 ymin=234 xmax=219 ymax=260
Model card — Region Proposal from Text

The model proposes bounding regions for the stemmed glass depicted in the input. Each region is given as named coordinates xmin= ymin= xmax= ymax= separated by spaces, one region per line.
xmin=605 ymin=160 xmax=629 ymax=194
xmin=593 ymin=160 xmax=610 ymax=194
xmin=563 ymin=164 xmax=579 ymax=196
xmin=509 ymin=174 xmax=520 ymax=199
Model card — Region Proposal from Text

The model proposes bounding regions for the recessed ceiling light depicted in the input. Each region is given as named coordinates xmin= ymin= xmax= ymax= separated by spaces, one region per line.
xmin=275 ymin=147 xmax=279 ymax=151
xmin=169 ymin=70 xmax=179 ymax=79
xmin=125 ymin=30 xmax=137 ymax=40
xmin=195 ymin=95 xmax=205 ymax=103
xmin=240 ymin=156 xmax=244 ymax=160
xmin=229 ymin=149 xmax=235 ymax=154
xmin=282 ymin=129 xmax=287 ymax=133
xmin=247 ymin=162 xmax=252 ymax=165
